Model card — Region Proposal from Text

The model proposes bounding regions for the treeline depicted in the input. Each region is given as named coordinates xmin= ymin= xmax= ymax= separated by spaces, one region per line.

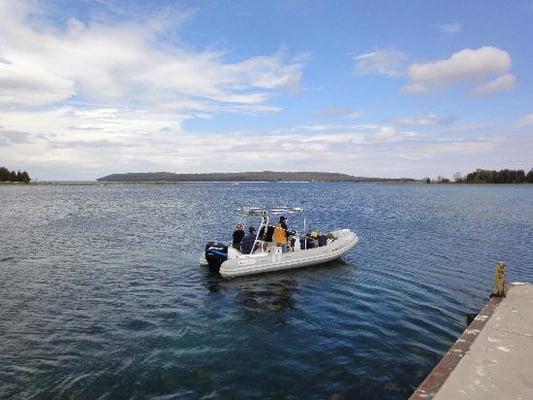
xmin=97 ymin=171 xmax=417 ymax=183
xmin=0 ymin=166 xmax=31 ymax=183
xmin=457 ymin=168 xmax=533 ymax=184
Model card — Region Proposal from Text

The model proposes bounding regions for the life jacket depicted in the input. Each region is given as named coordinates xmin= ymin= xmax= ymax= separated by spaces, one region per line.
xmin=274 ymin=223 xmax=287 ymax=244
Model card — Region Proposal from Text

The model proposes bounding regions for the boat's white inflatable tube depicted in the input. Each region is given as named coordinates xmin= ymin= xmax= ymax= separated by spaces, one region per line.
xmin=218 ymin=229 xmax=358 ymax=279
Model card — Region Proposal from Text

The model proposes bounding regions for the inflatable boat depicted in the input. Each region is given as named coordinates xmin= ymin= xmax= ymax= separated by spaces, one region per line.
xmin=200 ymin=207 xmax=359 ymax=279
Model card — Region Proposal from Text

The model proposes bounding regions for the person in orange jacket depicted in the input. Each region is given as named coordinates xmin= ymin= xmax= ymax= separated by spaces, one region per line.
xmin=273 ymin=215 xmax=289 ymax=253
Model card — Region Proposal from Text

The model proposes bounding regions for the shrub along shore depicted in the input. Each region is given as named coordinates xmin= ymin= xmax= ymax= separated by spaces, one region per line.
xmin=0 ymin=166 xmax=31 ymax=183
xmin=428 ymin=168 xmax=533 ymax=184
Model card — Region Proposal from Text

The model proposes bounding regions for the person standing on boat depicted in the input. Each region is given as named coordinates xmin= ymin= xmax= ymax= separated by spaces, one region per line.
xmin=232 ymin=223 xmax=244 ymax=249
xmin=274 ymin=216 xmax=289 ymax=253
xmin=241 ymin=226 xmax=257 ymax=254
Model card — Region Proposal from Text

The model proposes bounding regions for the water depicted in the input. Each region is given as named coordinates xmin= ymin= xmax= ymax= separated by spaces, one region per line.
xmin=1 ymin=183 xmax=532 ymax=399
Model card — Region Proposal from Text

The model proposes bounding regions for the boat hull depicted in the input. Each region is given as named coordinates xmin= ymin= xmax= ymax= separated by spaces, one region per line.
xmin=219 ymin=229 xmax=358 ymax=279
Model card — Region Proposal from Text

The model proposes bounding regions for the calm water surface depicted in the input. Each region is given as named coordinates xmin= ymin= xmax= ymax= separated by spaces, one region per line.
xmin=1 ymin=183 xmax=532 ymax=399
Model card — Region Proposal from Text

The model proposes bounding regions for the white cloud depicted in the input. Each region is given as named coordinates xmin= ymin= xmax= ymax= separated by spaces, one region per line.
xmin=295 ymin=123 xmax=387 ymax=133
xmin=409 ymin=47 xmax=510 ymax=83
xmin=0 ymin=0 xmax=304 ymax=111
xmin=373 ymin=126 xmax=398 ymax=141
xmin=0 ymin=104 xmax=422 ymax=178
xmin=353 ymin=49 xmax=407 ymax=77
xmin=472 ymin=73 xmax=516 ymax=95
xmin=438 ymin=23 xmax=462 ymax=35
xmin=0 ymin=106 xmax=516 ymax=180
xmin=313 ymin=106 xmax=361 ymax=119
xmin=401 ymin=47 xmax=515 ymax=95
xmin=296 ymin=124 xmax=341 ymax=132
xmin=515 ymin=113 xmax=533 ymax=127
xmin=399 ymin=83 xmax=428 ymax=95
xmin=397 ymin=139 xmax=500 ymax=161
xmin=391 ymin=114 xmax=438 ymax=126
xmin=0 ymin=62 xmax=75 ymax=106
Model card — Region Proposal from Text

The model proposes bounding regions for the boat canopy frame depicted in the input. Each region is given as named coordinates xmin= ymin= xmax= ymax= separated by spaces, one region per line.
xmin=235 ymin=207 xmax=307 ymax=255
xmin=236 ymin=207 xmax=304 ymax=217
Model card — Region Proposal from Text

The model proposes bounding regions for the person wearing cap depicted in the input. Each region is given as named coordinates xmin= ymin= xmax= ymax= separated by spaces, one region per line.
xmin=232 ymin=223 xmax=244 ymax=249
xmin=241 ymin=226 xmax=257 ymax=254
xmin=274 ymin=215 xmax=289 ymax=253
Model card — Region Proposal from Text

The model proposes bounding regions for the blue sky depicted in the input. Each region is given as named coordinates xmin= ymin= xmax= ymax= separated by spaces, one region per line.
xmin=0 ymin=0 xmax=532 ymax=179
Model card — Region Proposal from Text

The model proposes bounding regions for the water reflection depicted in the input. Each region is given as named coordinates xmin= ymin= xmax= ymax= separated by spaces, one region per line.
xmin=203 ymin=268 xmax=298 ymax=314
xmin=203 ymin=269 xmax=225 ymax=294
xmin=233 ymin=278 xmax=298 ymax=314
xmin=202 ymin=258 xmax=353 ymax=318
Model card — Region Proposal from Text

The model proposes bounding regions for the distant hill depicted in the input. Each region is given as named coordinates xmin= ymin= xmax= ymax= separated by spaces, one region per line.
xmin=96 ymin=171 xmax=417 ymax=183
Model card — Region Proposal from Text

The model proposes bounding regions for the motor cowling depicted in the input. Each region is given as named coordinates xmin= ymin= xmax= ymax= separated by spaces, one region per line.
xmin=205 ymin=242 xmax=228 ymax=271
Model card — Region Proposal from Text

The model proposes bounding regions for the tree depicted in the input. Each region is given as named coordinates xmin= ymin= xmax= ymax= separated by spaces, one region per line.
xmin=464 ymin=168 xmax=527 ymax=183
xmin=0 ymin=166 xmax=31 ymax=182
xmin=20 ymin=171 xmax=31 ymax=183
xmin=527 ymin=169 xmax=533 ymax=183
xmin=515 ymin=169 xmax=525 ymax=183
xmin=0 ymin=166 xmax=9 ymax=181
xmin=452 ymin=172 xmax=463 ymax=183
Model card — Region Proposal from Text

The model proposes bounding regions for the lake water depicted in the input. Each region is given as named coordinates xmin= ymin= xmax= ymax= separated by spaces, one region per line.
xmin=1 ymin=183 xmax=532 ymax=399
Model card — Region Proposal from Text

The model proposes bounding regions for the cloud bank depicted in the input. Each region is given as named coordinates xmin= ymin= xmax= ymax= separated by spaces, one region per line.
xmin=401 ymin=47 xmax=515 ymax=95
xmin=0 ymin=103 xmax=512 ymax=180
xmin=0 ymin=2 xmax=528 ymax=180
xmin=0 ymin=1 xmax=304 ymax=112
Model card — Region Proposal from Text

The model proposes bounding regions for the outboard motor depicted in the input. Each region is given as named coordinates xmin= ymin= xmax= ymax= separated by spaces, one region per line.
xmin=205 ymin=242 xmax=228 ymax=271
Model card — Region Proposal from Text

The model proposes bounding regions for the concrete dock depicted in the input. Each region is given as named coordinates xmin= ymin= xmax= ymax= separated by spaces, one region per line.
xmin=411 ymin=283 xmax=533 ymax=400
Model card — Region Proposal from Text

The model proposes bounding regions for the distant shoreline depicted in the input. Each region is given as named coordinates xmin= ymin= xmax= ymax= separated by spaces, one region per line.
xmin=4 ymin=181 xmax=532 ymax=186
xmin=5 ymin=169 xmax=531 ymax=185
xmin=96 ymin=171 xmax=418 ymax=184
xmin=24 ymin=180 xmax=422 ymax=186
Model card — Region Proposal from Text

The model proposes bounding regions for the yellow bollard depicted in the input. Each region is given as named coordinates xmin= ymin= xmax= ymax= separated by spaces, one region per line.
xmin=493 ymin=261 xmax=506 ymax=297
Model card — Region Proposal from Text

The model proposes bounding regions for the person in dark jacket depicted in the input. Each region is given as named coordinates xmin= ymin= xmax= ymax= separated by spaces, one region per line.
xmin=232 ymin=224 xmax=244 ymax=249
xmin=241 ymin=226 xmax=257 ymax=254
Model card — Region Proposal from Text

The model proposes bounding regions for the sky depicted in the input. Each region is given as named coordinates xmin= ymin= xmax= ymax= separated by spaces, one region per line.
xmin=0 ymin=0 xmax=532 ymax=180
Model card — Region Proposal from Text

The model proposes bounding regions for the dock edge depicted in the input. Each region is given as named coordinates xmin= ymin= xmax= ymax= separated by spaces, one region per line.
xmin=409 ymin=283 xmax=527 ymax=400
